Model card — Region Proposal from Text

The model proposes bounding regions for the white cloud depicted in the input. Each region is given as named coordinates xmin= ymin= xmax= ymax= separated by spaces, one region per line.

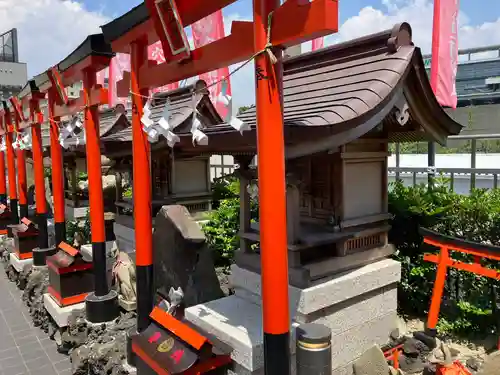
xmin=0 ymin=0 xmax=108 ymax=77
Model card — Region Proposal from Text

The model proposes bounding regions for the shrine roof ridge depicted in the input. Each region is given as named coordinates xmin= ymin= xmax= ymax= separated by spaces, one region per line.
xmin=100 ymin=3 xmax=149 ymax=44
xmin=57 ymin=33 xmax=114 ymax=73
xmin=18 ymin=80 xmax=39 ymax=99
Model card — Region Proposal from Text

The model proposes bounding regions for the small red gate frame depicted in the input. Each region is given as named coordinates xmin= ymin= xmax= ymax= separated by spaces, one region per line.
xmin=421 ymin=227 xmax=500 ymax=349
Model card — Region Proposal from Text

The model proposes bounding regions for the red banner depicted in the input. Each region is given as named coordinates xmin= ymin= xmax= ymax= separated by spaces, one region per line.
xmin=430 ymin=0 xmax=459 ymax=109
xmin=108 ymin=53 xmax=131 ymax=108
xmin=312 ymin=38 xmax=324 ymax=51
xmin=148 ymin=41 xmax=179 ymax=93
xmin=191 ymin=10 xmax=231 ymax=120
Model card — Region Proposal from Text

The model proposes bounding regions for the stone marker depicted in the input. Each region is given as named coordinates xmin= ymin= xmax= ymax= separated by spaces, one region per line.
xmin=152 ymin=205 xmax=223 ymax=307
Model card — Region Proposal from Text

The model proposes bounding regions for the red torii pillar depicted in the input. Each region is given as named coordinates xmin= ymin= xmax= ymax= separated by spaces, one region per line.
xmin=82 ymin=66 xmax=120 ymax=322
xmin=254 ymin=0 xmax=290 ymax=372
xmin=47 ymin=89 xmax=66 ymax=245
xmin=0 ymin=142 xmax=6 ymax=205
xmin=130 ymin=40 xmax=154 ymax=333
xmin=4 ymin=110 xmax=19 ymax=224
xmin=31 ymin=99 xmax=49 ymax=249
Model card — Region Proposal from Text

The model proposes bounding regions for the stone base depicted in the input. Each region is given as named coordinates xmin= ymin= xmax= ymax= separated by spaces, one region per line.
xmin=44 ymin=293 xmax=85 ymax=328
xmin=9 ymin=252 xmax=33 ymax=273
xmin=185 ymin=258 xmax=401 ymax=374
xmin=119 ymin=295 xmax=136 ymax=312
xmin=2 ymin=237 xmax=14 ymax=253
xmin=80 ymin=241 xmax=117 ymax=287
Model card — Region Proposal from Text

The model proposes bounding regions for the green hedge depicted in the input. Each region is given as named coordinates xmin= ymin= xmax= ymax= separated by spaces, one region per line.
xmin=203 ymin=177 xmax=500 ymax=336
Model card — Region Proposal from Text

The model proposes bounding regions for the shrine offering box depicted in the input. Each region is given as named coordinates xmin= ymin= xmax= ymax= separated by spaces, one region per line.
xmin=13 ymin=218 xmax=39 ymax=260
xmin=0 ymin=204 xmax=11 ymax=234
xmin=132 ymin=306 xmax=232 ymax=375
xmin=47 ymin=242 xmax=94 ymax=307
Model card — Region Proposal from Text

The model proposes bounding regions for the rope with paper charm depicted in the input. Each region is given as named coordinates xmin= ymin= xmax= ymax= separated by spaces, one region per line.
xmin=139 ymin=79 xmax=251 ymax=148
xmin=133 ymin=10 xmax=279 ymax=147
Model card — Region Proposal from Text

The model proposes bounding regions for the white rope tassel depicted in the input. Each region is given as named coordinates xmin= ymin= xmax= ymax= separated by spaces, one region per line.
xmin=19 ymin=130 xmax=32 ymax=150
xmin=0 ymin=137 xmax=5 ymax=152
xmin=156 ymin=98 xmax=179 ymax=148
xmin=191 ymin=92 xmax=208 ymax=146
xmin=60 ymin=116 xmax=83 ymax=149
xmin=218 ymin=80 xmax=250 ymax=133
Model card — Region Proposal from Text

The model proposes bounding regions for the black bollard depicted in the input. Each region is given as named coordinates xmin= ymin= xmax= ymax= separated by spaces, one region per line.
xmin=296 ymin=323 xmax=332 ymax=375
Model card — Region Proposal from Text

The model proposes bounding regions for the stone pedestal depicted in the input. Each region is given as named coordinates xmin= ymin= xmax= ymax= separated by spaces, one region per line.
xmin=10 ymin=252 xmax=33 ymax=273
xmin=185 ymin=258 xmax=401 ymax=375
xmin=80 ymin=241 xmax=117 ymax=288
xmin=44 ymin=293 xmax=85 ymax=327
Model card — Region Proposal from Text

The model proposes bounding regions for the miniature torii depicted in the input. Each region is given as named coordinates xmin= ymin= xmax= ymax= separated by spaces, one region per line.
xmin=101 ymin=0 xmax=338 ymax=373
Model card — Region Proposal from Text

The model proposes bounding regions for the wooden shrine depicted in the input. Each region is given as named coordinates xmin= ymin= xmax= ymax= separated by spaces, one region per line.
xmin=101 ymin=23 xmax=463 ymax=288
xmin=13 ymin=217 xmax=39 ymax=260
xmin=46 ymin=242 xmax=94 ymax=307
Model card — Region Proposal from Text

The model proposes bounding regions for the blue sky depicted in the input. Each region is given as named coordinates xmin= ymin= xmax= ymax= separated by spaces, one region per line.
xmin=83 ymin=0 xmax=500 ymax=28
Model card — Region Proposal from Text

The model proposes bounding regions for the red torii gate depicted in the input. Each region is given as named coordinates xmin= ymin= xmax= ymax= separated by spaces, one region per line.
xmin=17 ymin=82 xmax=50 ymax=251
xmin=101 ymin=0 xmax=338 ymax=373
xmin=44 ymin=34 xmax=120 ymax=323
xmin=0 ymin=101 xmax=19 ymax=224
xmin=32 ymin=71 xmax=67 ymax=246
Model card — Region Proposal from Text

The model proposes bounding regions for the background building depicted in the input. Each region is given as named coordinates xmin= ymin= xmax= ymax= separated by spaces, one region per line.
xmin=0 ymin=28 xmax=27 ymax=101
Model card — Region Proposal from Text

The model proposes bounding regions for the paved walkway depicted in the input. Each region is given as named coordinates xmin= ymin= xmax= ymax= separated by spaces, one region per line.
xmin=0 ymin=270 xmax=72 ymax=375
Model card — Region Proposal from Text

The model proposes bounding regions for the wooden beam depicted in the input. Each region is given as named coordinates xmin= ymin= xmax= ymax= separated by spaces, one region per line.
xmin=60 ymin=55 xmax=112 ymax=86
xmin=53 ymin=87 xmax=108 ymax=118
xmin=138 ymin=0 xmax=338 ymax=89
xmin=110 ymin=0 xmax=239 ymax=53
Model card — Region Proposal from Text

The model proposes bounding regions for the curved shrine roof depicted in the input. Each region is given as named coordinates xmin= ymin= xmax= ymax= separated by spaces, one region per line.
xmin=101 ymin=23 xmax=463 ymax=159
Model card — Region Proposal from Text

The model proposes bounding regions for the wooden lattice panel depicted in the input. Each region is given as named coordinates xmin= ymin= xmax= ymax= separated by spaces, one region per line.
xmin=342 ymin=233 xmax=383 ymax=254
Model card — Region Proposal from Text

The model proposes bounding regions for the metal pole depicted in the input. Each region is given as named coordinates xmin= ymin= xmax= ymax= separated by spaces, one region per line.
xmin=5 ymin=119 xmax=19 ymax=223
xmin=395 ymin=143 xmax=401 ymax=181
xmin=296 ymin=324 xmax=332 ymax=375
xmin=253 ymin=0 xmax=291 ymax=373
xmin=470 ymin=138 xmax=476 ymax=190
xmin=130 ymin=39 xmax=154 ymax=333
xmin=0 ymin=144 xmax=7 ymax=205
xmin=428 ymin=141 xmax=436 ymax=189
xmin=31 ymin=120 xmax=49 ymax=250
xmin=48 ymin=90 xmax=66 ymax=244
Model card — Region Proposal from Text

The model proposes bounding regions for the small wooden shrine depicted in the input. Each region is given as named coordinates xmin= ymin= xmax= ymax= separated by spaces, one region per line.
xmin=116 ymin=23 xmax=463 ymax=288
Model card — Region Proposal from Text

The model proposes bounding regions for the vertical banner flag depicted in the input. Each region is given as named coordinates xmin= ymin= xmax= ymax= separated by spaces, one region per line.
xmin=430 ymin=0 xmax=459 ymax=109
xmin=192 ymin=10 xmax=231 ymax=120
xmin=148 ymin=41 xmax=179 ymax=94
xmin=312 ymin=37 xmax=324 ymax=51
xmin=108 ymin=53 xmax=131 ymax=108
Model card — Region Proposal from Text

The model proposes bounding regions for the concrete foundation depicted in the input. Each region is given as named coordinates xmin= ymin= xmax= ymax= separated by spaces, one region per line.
xmin=9 ymin=252 xmax=33 ymax=273
xmin=44 ymin=293 xmax=85 ymax=328
xmin=185 ymin=258 xmax=401 ymax=374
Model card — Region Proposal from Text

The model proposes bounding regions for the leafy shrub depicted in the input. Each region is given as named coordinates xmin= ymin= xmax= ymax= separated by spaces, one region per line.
xmin=65 ymin=210 xmax=91 ymax=246
xmin=203 ymin=178 xmax=258 ymax=267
